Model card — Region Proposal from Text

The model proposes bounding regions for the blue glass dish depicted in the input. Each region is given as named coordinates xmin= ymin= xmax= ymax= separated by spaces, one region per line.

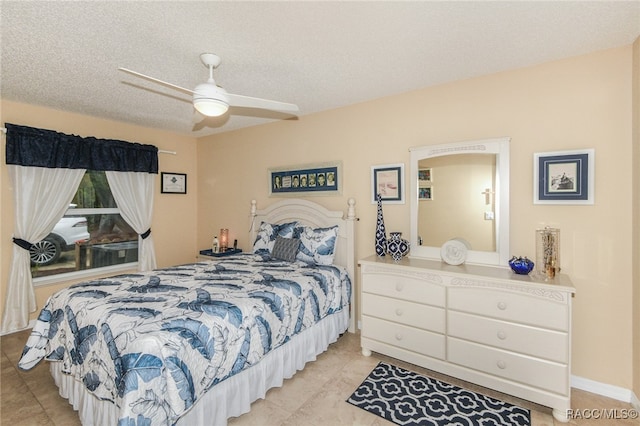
xmin=508 ymin=256 xmax=534 ymax=275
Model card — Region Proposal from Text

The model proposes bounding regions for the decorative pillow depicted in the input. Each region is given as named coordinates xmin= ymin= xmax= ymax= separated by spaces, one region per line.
xmin=271 ymin=236 xmax=300 ymax=262
xmin=295 ymin=225 xmax=339 ymax=265
xmin=252 ymin=221 xmax=297 ymax=254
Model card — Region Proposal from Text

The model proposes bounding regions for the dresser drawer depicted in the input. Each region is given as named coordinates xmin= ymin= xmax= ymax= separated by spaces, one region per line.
xmin=448 ymin=311 xmax=568 ymax=363
xmin=448 ymin=338 xmax=569 ymax=395
xmin=362 ymin=273 xmax=445 ymax=307
xmin=362 ymin=293 xmax=445 ymax=333
xmin=362 ymin=315 xmax=445 ymax=359
xmin=448 ymin=287 xmax=568 ymax=330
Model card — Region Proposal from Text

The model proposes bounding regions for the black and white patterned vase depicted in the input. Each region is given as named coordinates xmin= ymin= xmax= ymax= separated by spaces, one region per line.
xmin=375 ymin=193 xmax=387 ymax=257
xmin=386 ymin=232 xmax=410 ymax=261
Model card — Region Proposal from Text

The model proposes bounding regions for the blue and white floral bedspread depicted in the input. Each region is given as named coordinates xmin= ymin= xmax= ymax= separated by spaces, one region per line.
xmin=18 ymin=254 xmax=351 ymax=425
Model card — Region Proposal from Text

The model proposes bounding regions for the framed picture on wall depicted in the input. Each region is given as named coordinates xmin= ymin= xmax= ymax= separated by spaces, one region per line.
xmin=418 ymin=186 xmax=433 ymax=201
xmin=418 ymin=168 xmax=432 ymax=183
xmin=161 ymin=172 xmax=187 ymax=194
xmin=269 ymin=161 xmax=342 ymax=196
xmin=533 ymin=149 xmax=594 ymax=204
xmin=371 ymin=163 xmax=404 ymax=204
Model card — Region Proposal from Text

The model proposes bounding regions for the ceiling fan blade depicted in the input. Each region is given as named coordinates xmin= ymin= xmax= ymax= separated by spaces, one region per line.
xmin=118 ymin=67 xmax=194 ymax=96
xmin=227 ymin=93 xmax=299 ymax=115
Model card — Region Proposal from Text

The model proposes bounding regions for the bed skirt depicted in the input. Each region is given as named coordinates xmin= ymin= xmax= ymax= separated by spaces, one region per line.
xmin=50 ymin=308 xmax=350 ymax=426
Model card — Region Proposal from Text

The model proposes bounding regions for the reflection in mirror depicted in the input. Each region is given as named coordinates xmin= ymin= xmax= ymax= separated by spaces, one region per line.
xmin=418 ymin=154 xmax=496 ymax=251
xmin=409 ymin=138 xmax=510 ymax=266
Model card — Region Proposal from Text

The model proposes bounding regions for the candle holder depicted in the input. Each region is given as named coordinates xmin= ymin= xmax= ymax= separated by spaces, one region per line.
xmin=536 ymin=227 xmax=560 ymax=280
xmin=219 ymin=228 xmax=229 ymax=252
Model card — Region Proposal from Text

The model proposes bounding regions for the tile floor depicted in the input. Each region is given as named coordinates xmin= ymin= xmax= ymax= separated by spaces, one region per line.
xmin=1 ymin=329 xmax=637 ymax=425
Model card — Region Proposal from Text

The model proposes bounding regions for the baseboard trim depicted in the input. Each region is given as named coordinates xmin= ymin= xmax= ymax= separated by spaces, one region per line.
xmin=631 ymin=390 xmax=640 ymax=410
xmin=0 ymin=319 xmax=36 ymax=336
xmin=571 ymin=375 xmax=637 ymax=405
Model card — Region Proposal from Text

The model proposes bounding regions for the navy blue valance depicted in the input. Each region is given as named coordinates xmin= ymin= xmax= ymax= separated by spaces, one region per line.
xmin=5 ymin=123 xmax=158 ymax=173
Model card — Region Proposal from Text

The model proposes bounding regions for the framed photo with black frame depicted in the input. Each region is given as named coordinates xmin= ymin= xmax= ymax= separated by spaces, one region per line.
xmin=269 ymin=161 xmax=342 ymax=196
xmin=161 ymin=172 xmax=187 ymax=194
xmin=533 ymin=149 xmax=594 ymax=205
xmin=371 ymin=163 xmax=404 ymax=204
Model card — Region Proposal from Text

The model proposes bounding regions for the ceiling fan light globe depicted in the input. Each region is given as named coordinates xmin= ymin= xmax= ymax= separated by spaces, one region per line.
xmin=193 ymin=82 xmax=229 ymax=116
xmin=194 ymin=98 xmax=228 ymax=117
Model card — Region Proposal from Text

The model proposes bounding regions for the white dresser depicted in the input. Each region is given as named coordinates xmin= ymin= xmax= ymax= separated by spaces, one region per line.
xmin=359 ymin=255 xmax=575 ymax=422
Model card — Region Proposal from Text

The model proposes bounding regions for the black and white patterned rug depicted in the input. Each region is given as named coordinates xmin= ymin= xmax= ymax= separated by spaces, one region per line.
xmin=347 ymin=362 xmax=531 ymax=425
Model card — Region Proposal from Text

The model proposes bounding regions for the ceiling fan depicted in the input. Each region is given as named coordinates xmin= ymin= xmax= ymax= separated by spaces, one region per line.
xmin=118 ymin=53 xmax=299 ymax=118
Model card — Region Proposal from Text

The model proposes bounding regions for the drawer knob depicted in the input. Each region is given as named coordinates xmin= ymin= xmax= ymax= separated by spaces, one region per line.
xmin=497 ymin=331 xmax=507 ymax=340
xmin=497 ymin=360 xmax=507 ymax=369
xmin=395 ymin=308 xmax=404 ymax=316
xmin=395 ymin=333 xmax=403 ymax=341
xmin=395 ymin=283 xmax=404 ymax=292
xmin=497 ymin=301 xmax=507 ymax=310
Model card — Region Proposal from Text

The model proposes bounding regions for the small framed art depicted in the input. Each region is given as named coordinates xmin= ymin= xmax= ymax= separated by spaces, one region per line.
xmin=371 ymin=163 xmax=404 ymax=204
xmin=418 ymin=168 xmax=432 ymax=183
xmin=161 ymin=172 xmax=187 ymax=194
xmin=533 ymin=149 xmax=594 ymax=205
xmin=418 ymin=186 xmax=433 ymax=201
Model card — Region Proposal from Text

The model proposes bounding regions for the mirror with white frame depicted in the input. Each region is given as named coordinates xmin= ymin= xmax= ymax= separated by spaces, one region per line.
xmin=409 ymin=137 xmax=510 ymax=266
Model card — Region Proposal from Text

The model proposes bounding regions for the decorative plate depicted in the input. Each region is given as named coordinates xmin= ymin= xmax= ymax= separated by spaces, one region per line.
xmin=440 ymin=238 xmax=471 ymax=265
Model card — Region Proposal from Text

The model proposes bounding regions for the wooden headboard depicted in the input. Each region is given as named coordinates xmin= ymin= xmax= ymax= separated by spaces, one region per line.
xmin=249 ymin=198 xmax=357 ymax=332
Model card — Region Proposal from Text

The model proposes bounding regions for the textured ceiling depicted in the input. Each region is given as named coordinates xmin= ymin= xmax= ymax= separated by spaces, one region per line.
xmin=1 ymin=1 xmax=639 ymax=137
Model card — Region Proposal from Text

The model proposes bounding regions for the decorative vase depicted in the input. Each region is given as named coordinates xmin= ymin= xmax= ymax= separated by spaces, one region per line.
xmin=508 ymin=256 xmax=535 ymax=275
xmin=386 ymin=232 xmax=410 ymax=261
xmin=375 ymin=193 xmax=387 ymax=257
xmin=536 ymin=227 xmax=560 ymax=279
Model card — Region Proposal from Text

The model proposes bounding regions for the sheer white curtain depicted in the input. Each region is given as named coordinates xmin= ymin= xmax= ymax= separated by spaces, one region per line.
xmin=106 ymin=171 xmax=157 ymax=271
xmin=1 ymin=165 xmax=85 ymax=333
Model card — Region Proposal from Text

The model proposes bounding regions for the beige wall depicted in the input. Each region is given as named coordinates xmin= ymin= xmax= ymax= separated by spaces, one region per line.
xmin=0 ymin=100 xmax=199 ymax=327
xmin=198 ymin=46 xmax=635 ymax=390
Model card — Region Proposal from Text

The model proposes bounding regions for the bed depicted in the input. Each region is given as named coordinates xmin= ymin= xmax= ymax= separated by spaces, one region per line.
xmin=18 ymin=198 xmax=357 ymax=425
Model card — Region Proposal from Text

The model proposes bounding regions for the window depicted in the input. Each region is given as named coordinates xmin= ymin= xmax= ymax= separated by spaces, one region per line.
xmin=31 ymin=171 xmax=138 ymax=279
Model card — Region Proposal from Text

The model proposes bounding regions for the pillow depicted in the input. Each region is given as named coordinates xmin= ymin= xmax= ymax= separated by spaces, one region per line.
xmin=295 ymin=225 xmax=339 ymax=265
xmin=252 ymin=221 xmax=297 ymax=254
xmin=271 ymin=236 xmax=300 ymax=262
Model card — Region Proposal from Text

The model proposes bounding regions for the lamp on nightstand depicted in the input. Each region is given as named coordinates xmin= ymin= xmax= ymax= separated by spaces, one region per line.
xmin=219 ymin=228 xmax=229 ymax=252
